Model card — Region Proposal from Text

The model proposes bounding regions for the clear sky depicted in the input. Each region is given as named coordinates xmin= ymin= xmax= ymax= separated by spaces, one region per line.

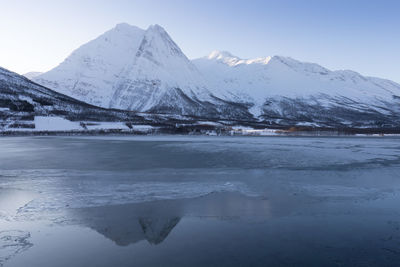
xmin=0 ymin=0 xmax=399 ymax=82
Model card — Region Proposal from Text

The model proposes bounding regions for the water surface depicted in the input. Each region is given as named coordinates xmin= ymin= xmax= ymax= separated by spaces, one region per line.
xmin=1 ymin=136 xmax=400 ymax=266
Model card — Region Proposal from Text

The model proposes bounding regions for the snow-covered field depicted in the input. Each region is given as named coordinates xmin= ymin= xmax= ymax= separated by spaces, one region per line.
xmin=2 ymin=116 xmax=155 ymax=133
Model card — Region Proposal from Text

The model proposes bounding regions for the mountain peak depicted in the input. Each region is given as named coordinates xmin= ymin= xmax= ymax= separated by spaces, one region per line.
xmin=204 ymin=51 xmax=272 ymax=67
xmin=269 ymin=55 xmax=331 ymax=74
xmin=113 ymin=23 xmax=144 ymax=34
xmin=115 ymin=22 xmax=132 ymax=28
xmin=136 ymin=23 xmax=187 ymax=61
xmin=147 ymin=24 xmax=166 ymax=32
xmin=208 ymin=50 xmax=237 ymax=60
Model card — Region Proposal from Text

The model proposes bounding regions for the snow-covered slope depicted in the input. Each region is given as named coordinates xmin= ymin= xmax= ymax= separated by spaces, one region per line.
xmin=193 ymin=51 xmax=400 ymax=127
xmin=34 ymin=23 xmax=146 ymax=107
xmin=34 ymin=23 xmax=400 ymax=128
xmin=23 ymin=71 xmax=43 ymax=80
xmin=194 ymin=51 xmax=399 ymax=107
xmin=108 ymin=24 xmax=210 ymax=111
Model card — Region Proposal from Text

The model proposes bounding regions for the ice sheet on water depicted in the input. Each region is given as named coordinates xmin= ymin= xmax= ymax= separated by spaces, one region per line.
xmin=0 ymin=230 xmax=32 ymax=266
xmin=155 ymin=136 xmax=400 ymax=170
xmin=0 ymin=170 xmax=256 ymax=213
xmin=2 ymin=136 xmax=400 ymax=218
xmin=0 ymin=188 xmax=38 ymax=222
xmin=301 ymin=185 xmax=378 ymax=197
xmin=22 ymin=181 xmax=255 ymax=211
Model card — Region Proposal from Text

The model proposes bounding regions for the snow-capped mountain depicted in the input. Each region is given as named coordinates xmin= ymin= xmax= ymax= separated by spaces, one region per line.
xmin=33 ymin=24 xmax=252 ymax=120
xmin=33 ymin=23 xmax=400 ymax=128
xmin=195 ymin=51 xmax=400 ymax=107
xmin=194 ymin=51 xmax=400 ymax=127
xmin=108 ymin=24 xmax=211 ymax=113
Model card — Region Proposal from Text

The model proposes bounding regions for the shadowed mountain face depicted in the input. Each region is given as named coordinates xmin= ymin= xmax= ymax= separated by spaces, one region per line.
xmin=260 ymin=95 xmax=400 ymax=128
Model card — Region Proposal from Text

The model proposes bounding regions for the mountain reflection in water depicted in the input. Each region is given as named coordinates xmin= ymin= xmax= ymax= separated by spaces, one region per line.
xmin=70 ymin=192 xmax=270 ymax=246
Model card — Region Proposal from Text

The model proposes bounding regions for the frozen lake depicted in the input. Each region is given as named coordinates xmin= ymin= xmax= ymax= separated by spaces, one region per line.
xmin=1 ymin=136 xmax=400 ymax=266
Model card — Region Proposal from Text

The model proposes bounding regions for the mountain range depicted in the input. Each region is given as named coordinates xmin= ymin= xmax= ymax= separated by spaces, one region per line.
xmin=2 ymin=23 xmax=400 ymax=133
xmin=0 ymin=66 xmax=221 ymax=133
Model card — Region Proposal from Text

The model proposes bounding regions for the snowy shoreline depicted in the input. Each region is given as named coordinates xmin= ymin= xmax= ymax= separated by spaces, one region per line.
xmin=2 ymin=129 xmax=400 ymax=137
xmin=2 ymin=116 xmax=400 ymax=137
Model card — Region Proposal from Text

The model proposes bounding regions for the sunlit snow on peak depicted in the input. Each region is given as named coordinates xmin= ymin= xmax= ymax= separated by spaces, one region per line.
xmin=207 ymin=50 xmax=272 ymax=67
xmin=207 ymin=50 xmax=236 ymax=60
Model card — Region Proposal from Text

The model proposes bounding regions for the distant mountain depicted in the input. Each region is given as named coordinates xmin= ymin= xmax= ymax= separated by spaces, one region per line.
xmin=33 ymin=23 xmax=400 ymax=128
xmin=23 ymin=72 xmax=43 ymax=80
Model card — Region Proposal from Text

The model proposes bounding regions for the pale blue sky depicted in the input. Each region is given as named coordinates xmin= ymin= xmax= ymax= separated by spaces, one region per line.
xmin=0 ymin=0 xmax=399 ymax=82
